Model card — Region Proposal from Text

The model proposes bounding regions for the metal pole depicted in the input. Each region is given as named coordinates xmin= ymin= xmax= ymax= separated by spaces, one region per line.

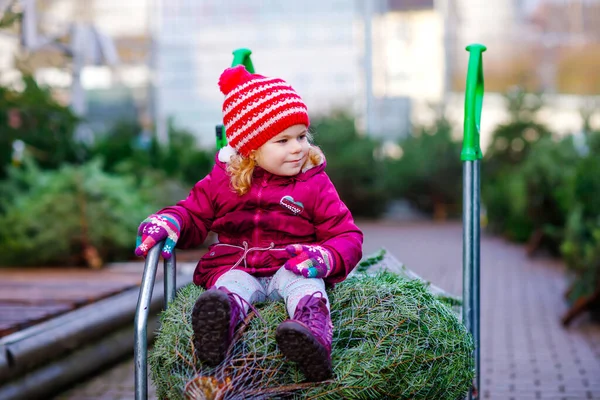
xmin=20 ymin=0 xmax=37 ymax=49
xmin=134 ymin=242 xmax=162 ymax=400
xmin=0 ymin=315 xmax=160 ymax=400
xmin=70 ymin=24 xmax=87 ymax=118
xmin=0 ymin=284 xmax=164 ymax=383
xmin=462 ymin=43 xmax=486 ymax=400
xmin=434 ymin=0 xmax=455 ymax=102
xmin=164 ymin=252 xmax=177 ymax=308
xmin=148 ymin=0 xmax=168 ymax=145
xmin=463 ymin=159 xmax=481 ymax=400
xmin=473 ymin=159 xmax=481 ymax=399
xmin=462 ymin=160 xmax=474 ymax=343
xmin=363 ymin=0 xmax=374 ymax=134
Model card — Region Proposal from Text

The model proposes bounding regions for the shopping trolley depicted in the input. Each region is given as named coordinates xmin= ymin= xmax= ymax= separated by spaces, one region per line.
xmin=134 ymin=44 xmax=486 ymax=400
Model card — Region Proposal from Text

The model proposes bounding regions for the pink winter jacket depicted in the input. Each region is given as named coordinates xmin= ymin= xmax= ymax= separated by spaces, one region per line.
xmin=159 ymin=149 xmax=363 ymax=288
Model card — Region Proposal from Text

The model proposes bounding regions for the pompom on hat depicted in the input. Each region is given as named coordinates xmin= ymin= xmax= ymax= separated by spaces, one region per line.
xmin=218 ymin=65 xmax=310 ymax=157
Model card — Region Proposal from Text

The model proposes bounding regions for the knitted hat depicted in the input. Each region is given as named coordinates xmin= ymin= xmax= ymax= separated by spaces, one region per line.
xmin=218 ymin=65 xmax=310 ymax=156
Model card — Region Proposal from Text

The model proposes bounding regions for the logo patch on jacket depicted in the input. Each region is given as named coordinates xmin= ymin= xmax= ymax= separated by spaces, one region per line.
xmin=280 ymin=195 xmax=304 ymax=215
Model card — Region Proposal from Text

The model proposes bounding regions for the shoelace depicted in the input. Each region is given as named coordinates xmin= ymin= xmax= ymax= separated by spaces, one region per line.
xmin=221 ymin=289 xmax=265 ymax=326
xmin=295 ymin=291 xmax=329 ymax=333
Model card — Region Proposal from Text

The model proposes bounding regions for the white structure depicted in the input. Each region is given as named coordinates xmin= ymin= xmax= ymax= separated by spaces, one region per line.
xmin=373 ymin=4 xmax=446 ymax=101
xmin=151 ymin=0 xmax=360 ymax=146
xmin=453 ymin=0 xmax=521 ymax=63
xmin=0 ymin=0 xmax=596 ymax=147
xmin=0 ymin=0 xmax=149 ymax=115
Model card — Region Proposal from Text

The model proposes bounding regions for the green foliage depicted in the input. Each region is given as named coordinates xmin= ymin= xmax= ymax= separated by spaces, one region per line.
xmin=158 ymin=122 xmax=214 ymax=186
xmin=520 ymin=137 xmax=579 ymax=250
xmin=0 ymin=76 xmax=81 ymax=178
xmin=504 ymin=87 xmax=544 ymax=123
xmin=0 ymin=73 xmax=212 ymax=186
xmin=150 ymin=271 xmax=474 ymax=400
xmin=0 ymin=158 xmax=163 ymax=266
xmin=586 ymin=129 xmax=600 ymax=155
xmin=90 ymin=120 xmax=214 ymax=187
xmin=482 ymin=171 xmax=532 ymax=242
xmin=572 ymin=147 xmax=600 ymax=220
xmin=478 ymin=88 xmax=600 ymax=316
xmin=482 ymin=88 xmax=553 ymax=241
xmin=385 ymin=116 xmax=463 ymax=216
xmin=484 ymin=136 xmax=579 ymax=245
xmin=89 ymin=121 xmax=157 ymax=175
xmin=560 ymin=151 xmax=600 ymax=305
xmin=561 ymin=208 xmax=600 ymax=304
xmin=354 ymin=248 xmax=386 ymax=272
xmin=483 ymin=90 xmax=551 ymax=180
xmin=311 ymin=112 xmax=390 ymax=218
xmin=484 ymin=120 xmax=551 ymax=173
xmin=0 ymin=3 xmax=21 ymax=30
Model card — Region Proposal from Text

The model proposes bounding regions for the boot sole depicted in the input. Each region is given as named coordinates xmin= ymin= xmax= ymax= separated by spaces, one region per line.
xmin=276 ymin=320 xmax=333 ymax=382
xmin=191 ymin=289 xmax=232 ymax=366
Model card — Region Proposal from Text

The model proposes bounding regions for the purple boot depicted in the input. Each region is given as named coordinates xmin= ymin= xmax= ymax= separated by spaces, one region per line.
xmin=276 ymin=293 xmax=333 ymax=382
xmin=191 ymin=287 xmax=244 ymax=366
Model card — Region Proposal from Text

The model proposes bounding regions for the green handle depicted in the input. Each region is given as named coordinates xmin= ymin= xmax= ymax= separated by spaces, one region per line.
xmin=231 ymin=48 xmax=255 ymax=73
xmin=215 ymin=125 xmax=227 ymax=150
xmin=461 ymin=43 xmax=486 ymax=161
xmin=216 ymin=48 xmax=256 ymax=150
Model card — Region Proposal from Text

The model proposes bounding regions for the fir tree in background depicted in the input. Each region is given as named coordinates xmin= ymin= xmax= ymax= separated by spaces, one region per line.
xmin=0 ymin=158 xmax=161 ymax=267
xmin=482 ymin=88 xmax=552 ymax=241
xmin=0 ymin=76 xmax=81 ymax=179
xmin=519 ymin=136 xmax=579 ymax=255
xmin=311 ymin=112 xmax=390 ymax=218
xmin=560 ymin=140 xmax=600 ymax=325
xmin=385 ymin=115 xmax=463 ymax=219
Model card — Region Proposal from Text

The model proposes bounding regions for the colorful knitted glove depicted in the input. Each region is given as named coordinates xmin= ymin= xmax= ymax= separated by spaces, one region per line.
xmin=283 ymin=244 xmax=334 ymax=279
xmin=135 ymin=213 xmax=181 ymax=259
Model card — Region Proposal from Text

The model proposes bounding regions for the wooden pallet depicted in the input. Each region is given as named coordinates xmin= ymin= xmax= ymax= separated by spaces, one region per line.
xmin=0 ymin=247 xmax=209 ymax=339
xmin=0 ymin=265 xmax=147 ymax=338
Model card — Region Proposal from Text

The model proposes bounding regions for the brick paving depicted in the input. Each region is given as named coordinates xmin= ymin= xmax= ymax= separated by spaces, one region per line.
xmin=56 ymin=221 xmax=600 ymax=400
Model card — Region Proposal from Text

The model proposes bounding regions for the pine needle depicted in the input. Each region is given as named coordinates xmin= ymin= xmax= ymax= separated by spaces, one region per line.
xmin=150 ymin=259 xmax=474 ymax=400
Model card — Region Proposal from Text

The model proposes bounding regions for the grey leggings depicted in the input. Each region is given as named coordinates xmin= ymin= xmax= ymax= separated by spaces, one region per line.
xmin=214 ymin=267 xmax=330 ymax=318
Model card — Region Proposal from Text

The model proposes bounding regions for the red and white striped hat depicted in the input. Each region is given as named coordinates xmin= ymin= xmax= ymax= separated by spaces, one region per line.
xmin=218 ymin=65 xmax=310 ymax=157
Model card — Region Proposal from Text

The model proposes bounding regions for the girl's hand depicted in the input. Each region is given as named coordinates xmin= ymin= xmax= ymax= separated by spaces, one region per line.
xmin=135 ymin=213 xmax=181 ymax=259
xmin=283 ymin=244 xmax=333 ymax=278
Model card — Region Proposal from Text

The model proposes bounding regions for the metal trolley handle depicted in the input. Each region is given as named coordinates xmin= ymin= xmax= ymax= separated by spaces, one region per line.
xmin=134 ymin=240 xmax=176 ymax=400
xmin=132 ymin=48 xmax=253 ymax=400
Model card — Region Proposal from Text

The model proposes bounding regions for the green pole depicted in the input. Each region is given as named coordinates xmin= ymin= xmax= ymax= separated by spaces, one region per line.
xmin=462 ymin=42 xmax=485 ymax=400
xmin=215 ymin=124 xmax=227 ymax=151
xmin=231 ymin=47 xmax=255 ymax=73
xmin=461 ymin=44 xmax=485 ymax=162
xmin=216 ymin=48 xmax=256 ymax=150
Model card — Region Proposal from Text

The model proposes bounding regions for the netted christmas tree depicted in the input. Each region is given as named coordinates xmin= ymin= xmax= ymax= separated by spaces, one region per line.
xmin=150 ymin=251 xmax=474 ymax=399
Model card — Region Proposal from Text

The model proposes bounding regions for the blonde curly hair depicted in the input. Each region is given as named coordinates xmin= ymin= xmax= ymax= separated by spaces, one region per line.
xmin=227 ymin=145 xmax=322 ymax=196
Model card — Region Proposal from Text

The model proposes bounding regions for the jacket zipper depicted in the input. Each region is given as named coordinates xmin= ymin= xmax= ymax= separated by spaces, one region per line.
xmin=250 ymin=177 xmax=268 ymax=266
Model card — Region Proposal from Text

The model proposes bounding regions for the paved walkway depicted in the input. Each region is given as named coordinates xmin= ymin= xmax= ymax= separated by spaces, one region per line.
xmin=56 ymin=221 xmax=600 ymax=400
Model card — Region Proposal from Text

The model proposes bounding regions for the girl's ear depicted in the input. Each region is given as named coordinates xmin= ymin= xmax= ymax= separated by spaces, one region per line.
xmin=249 ymin=149 xmax=258 ymax=162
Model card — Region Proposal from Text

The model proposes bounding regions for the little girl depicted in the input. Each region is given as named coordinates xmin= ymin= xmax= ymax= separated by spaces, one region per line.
xmin=135 ymin=65 xmax=363 ymax=382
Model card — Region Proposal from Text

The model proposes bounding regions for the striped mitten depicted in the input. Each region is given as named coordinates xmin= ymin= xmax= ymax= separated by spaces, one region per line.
xmin=135 ymin=213 xmax=181 ymax=259
xmin=283 ymin=244 xmax=333 ymax=279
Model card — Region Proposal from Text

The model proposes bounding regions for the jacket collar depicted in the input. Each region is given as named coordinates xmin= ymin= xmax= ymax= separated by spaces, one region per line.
xmin=215 ymin=145 xmax=326 ymax=183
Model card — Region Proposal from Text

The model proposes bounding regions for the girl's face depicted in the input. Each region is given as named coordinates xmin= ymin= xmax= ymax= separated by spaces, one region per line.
xmin=254 ymin=124 xmax=310 ymax=176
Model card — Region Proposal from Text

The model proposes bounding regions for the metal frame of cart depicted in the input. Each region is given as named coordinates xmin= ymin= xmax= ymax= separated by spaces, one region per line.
xmin=133 ymin=44 xmax=487 ymax=400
